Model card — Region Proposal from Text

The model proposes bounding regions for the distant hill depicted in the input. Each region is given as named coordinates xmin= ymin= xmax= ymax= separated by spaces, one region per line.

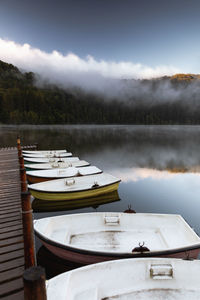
xmin=1 ymin=59 xmax=200 ymax=124
xmin=171 ymin=73 xmax=200 ymax=81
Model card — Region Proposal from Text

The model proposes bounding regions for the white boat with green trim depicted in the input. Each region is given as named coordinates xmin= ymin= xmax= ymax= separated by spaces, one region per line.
xmin=28 ymin=173 xmax=120 ymax=201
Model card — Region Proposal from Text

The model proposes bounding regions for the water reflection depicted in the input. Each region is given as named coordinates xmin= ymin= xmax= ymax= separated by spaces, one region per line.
xmin=32 ymin=190 xmax=120 ymax=212
xmin=2 ymin=125 xmax=200 ymax=277
xmin=37 ymin=246 xmax=82 ymax=279
xmin=2 ymin=124 xmax=200 ymax=171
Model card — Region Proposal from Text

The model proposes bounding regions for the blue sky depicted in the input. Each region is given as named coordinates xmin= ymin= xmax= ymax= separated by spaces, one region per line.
xmin=0 ymin=0 xmax=200 ymax=79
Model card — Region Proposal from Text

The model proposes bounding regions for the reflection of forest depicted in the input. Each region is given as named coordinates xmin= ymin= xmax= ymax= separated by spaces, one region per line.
xmin=167 ymin=166 xmax=200 ymax=173
xmin=1 ymin=125 xmax=200 ymax=172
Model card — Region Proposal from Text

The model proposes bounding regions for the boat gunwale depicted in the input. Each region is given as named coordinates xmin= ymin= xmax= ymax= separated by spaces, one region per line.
xmin=26 ymin=168 xmax=103 ymax=179
xmin=28 ymin=179 xmax=121 ymax=194
xmin=23 ymin=153 xmax=72 ymax=158
xmin=24 ymin=162 xmax=90 ymax=170
xmin=24 ymin=156 xmax=75 ymax=163
xmin=22 ymin=150 xmax=67 ymax=153
xmin=24 ymin=156 xmax=73 ymax=162
xmin=35 ymin=229 xmax=200 ymax=258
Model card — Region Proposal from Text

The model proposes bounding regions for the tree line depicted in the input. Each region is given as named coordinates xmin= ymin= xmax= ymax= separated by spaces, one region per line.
xmin=0 ymin=60 xmax=200 ymax=124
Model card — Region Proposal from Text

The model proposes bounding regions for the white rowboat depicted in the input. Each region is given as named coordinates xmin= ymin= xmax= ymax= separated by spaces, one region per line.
xmin=24 ymin=156 xmax=75 ymax=164
xmin=22 ymin=150 xmax=67 ymax=154
xmin=23 ymin=152 xmax=72 ymax=158
xmin=34 ymin=212 xmax=200 ymax=264
xmin=46 ymin=258 xmax=200 ymax=300
xmin=29 ymin=173 xmax=120 ymax=201
xmin=26 ymin=166 xmax=102 ymax=183
xmin=25 ymin=160 xmax=90 ymax=171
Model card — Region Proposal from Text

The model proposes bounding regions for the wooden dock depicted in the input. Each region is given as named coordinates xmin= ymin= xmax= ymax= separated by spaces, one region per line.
xmin=0 ymin=143 xmax=48 ymax=300
xmin=0 ymin=148 xmax=24 ymax=299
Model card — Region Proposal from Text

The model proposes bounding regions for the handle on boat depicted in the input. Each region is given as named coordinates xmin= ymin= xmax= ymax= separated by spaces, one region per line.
xmin=150 ymin=264 xmax=173 ymax=280
xmin=104 ymin=214 xmax=120 ymax=225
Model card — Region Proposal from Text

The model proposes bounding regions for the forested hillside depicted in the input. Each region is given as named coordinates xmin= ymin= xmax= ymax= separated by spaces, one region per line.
xmin=1 ymin=60 xmax=200 ymax=124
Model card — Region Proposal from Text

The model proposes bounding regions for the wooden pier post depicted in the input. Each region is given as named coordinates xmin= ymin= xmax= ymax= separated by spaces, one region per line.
xmin=21 ymin=191 xmax=36 ymax=268
xmin=20 ymin=167 xmax=27 ymax=192
xmin=23 ymin=266 xmax=47 ymax=300
xmin=17 ymin=135 xmax=22 ymax=157
xmin=19 ymin=155 xmax=25 ymax=168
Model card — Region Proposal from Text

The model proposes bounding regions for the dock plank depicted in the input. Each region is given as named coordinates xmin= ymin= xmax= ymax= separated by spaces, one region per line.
xmin=0 ymin=242 xmax=24 ymax=255
xmin=0 ymin=290 xmax=24 ymax=300
xmin=0 ymin=278 xmax=23 ymax=297
xmin=0 ymin=257 xmax=24 ymax=272
xmin=0 ymin=266 xmax=24 ymax=283
xmin=0 ymin=249 xmax=24 ymax=263
xmin=0 ymin=229 xmax=23 ymax=240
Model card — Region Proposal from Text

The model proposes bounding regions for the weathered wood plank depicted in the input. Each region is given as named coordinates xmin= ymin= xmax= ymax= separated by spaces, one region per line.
xmin=0 ymin=217 xmax=22 ymax=225
xmin=0 ymin=203 xmax=21 ymax=210
xmin=0 ymin=278 xmax=24 ymax=297
xmin=0 ymin=290 xmax=24 ymax=300
xmin=0 ymin=257 xmax=24 ymax=272
xmin=0 ymin=212 xmax=21 ymax=220
xmin=0 ymin=229 xmax=23 ymax=240
xmin=0 ymin=224 xmax=23 ymax=234
xmin=0 ymin=242 xmax=24 ymax=255
xmin=0 ymin=220 xmax=22 ymax=230
xmin=0 ymin=249 xmax=24 ymax=263
xmin=0 ymin=208 xmax=20 ymax=216
xmin=0 ymin=266 xmax=24 ymax=283
xmin=0 ymin=236 xmax=23 ymax=247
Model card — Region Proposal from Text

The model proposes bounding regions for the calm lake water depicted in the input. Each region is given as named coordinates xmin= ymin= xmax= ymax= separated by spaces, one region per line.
xmin=1 ymin=124 xmax=200 ymax=277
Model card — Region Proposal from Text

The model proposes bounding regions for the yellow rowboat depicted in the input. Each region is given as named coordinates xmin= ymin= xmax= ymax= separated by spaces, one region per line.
xmin=26 ymin=166 xmax=102 ymax=184
xmin=32 ymin=190 xmax=120 ymax=212
xmin=24 ymin=160 xmax=90 ymax=171
xmin=23 ymin=152 xmax=72 ymax=158
xmin=24 ymin=156 xmax=76 ymax=164
xmin=28 ymin=173 xmax=121 ymax=201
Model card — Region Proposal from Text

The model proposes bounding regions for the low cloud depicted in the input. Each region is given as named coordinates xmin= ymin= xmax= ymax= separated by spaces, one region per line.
xmin=0 ymin=38 xmax=180 ymax=95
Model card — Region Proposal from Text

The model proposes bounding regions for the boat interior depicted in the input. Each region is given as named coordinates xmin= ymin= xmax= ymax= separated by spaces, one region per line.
xmin=46 ymin=258 xmax=200 ymax=300
xmin=35 ymin=213 xmax=200 ymax=253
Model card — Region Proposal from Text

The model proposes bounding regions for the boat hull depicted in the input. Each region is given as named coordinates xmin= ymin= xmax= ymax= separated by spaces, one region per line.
xmin=40 ymin=239 xmax=200 ymax=265
xmin=27 ymin=175 xmax=58 ymax=184
xmin=29 ymin=182 xmax=120 ymax=201
xmin=27 ymin=168 xmax=102 ymax=184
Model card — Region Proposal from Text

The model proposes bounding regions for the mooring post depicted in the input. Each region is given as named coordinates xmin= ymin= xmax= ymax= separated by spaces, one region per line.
xmin=17 ymin=135 xmax=22 ymax=157
xmin=21 ymin=191 xmax=36 ymax=268
xmin=19 ymin=155 xmax=25 ymax=168
xmin=23 ymin=266 xmax=47 ymax=300
xmin=20 ymin=167 xmax=28 ymax=192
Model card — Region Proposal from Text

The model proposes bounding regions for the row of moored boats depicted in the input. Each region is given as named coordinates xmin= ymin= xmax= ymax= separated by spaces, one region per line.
xmin=24 ymin=148 xmax=200 ymax=299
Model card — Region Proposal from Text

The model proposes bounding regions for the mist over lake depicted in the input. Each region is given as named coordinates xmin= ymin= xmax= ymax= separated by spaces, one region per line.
xmin=1 ymin=124 xmax=200 ymax=224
